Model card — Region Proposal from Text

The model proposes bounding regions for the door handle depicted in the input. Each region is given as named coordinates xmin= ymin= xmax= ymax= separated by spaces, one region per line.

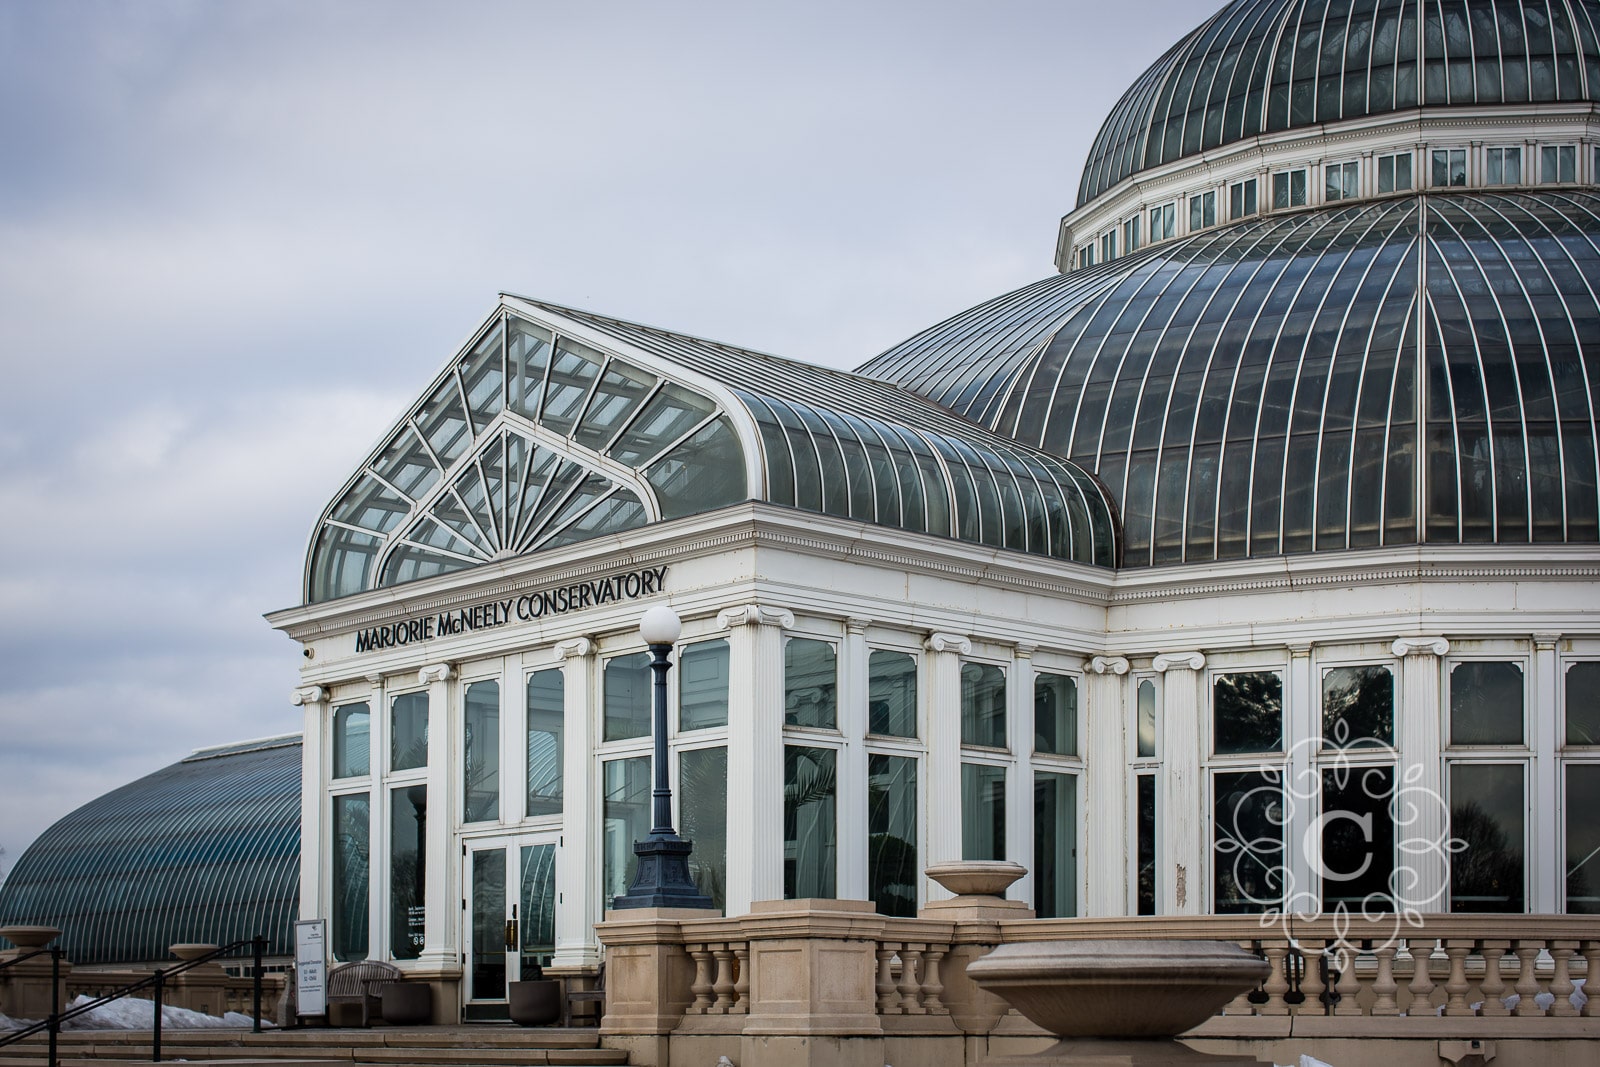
xmin=504 ymin=918 xmax=518 ymax=950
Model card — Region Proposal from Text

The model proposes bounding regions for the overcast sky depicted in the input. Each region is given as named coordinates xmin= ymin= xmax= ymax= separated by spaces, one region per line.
xmin=0 ymin=0 xmax=1202 ymax=879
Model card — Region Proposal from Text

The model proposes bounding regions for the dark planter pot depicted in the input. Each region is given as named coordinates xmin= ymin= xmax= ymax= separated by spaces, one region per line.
xmin=380 ymin=982 xmax=432 ymax=1025
xmin=508 ymin=979 xmax=561 ymax=1026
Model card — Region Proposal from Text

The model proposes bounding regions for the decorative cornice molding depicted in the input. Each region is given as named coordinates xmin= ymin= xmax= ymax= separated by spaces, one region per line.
xmin=1391 ymin=637 xmax=1450 ymax=658
xmin=418 ymin=663 xmax=455 ymax=684
xmin=1153 ymin=651 xmax=1206 ymax=673
xmin=290 ymin=686 xmax=326 ymax=707
xmin=924 ymin=632 xmax=973 ymax=656
xmin=556 ymin=637 xmax=594 ymax=660
xmin=717 ymin=604 xmax=795 ymax=630
xmin=1090 ymin=656 xmax=1131 ymax=676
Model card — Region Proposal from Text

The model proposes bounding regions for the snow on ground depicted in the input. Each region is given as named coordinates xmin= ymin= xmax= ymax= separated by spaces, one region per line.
xmin=0 ymin=995 xmax=262 ymax=1031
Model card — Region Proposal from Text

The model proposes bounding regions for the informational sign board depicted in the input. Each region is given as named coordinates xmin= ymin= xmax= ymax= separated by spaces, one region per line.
xmin=294 ymin=919 xmax=328 ymax=1018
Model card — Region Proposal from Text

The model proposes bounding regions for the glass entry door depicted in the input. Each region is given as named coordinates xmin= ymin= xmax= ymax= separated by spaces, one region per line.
xmin=463 ymin=834 xmax=557 ymax=1018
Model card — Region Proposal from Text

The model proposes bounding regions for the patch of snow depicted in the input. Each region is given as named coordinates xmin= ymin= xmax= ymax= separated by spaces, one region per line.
xmin=1275 ymin=1057 xmax=1336 ymax=1067
xmin=56 ymin=995 xmax=261 ymax=1030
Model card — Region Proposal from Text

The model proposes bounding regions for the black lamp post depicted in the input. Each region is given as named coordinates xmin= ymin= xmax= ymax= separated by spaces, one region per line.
xmin=611 ymin=605 xmax=716 ymax=911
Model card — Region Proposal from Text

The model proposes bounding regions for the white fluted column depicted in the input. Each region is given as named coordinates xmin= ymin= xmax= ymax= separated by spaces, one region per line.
xmin=1008 ymin=644 xmax=1036 ymax=904
xmin=1086 ymin=656 xmax=1130 ymax=916
xmin=1533 ymin=632 xmax=1561 ymax=913
xmin=553 ymin=638 xmax=599 ymax=968
xmin=1392 ymin=637 xmax=1449 ymax=911
xmin=838 ymin=618 xmax=871 ymax=901
xmin=1154 ymin=651 xmax=1205 ymax=914
xmin=292 ymin=685 xmax=328 ymax=923
xmin=417 ymin=662 xmax=456 ymax=967
xmin=1284 ymin=642 xmax=1315 ymax=904
xmin=721 ymin=604 xmax=793 ymax=913
xmin=924 ymin=632 xmax=972 ymax=898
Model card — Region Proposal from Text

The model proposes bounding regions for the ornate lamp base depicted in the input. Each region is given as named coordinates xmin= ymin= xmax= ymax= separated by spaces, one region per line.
xmin=610 ymin=835 xmax=717 ymax=911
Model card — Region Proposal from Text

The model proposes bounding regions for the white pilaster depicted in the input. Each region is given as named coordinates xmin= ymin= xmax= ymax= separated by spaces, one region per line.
xmin=1008 ymin=644 xmax=1036 ymax=905
xmin=553 ymin=637 xmax=599 ymax=968
xmin=923 ymin=631 xmax=971 ymax=899
xmin=1392 ymin=637 xmax=1449 ymax=911
xmin=417 ymin=662 xmax=456 ymax=968
xmin=292 ymin=685 xmax=327 ymax=924
xmin=1153 ymin=651 xmax=1205 ymax=914
xmin=1284 ymin=642 xmax=1315 ymax=910
xmin=1532 ymin=633 xmax=1561 ymax=913
xmin=721 ymin=604 xmax=793 ymax=914
xmin=1086 ymin=656 xmax=1130 ymax=916
xmin=837 ymin=618 xmax=871 ymax=901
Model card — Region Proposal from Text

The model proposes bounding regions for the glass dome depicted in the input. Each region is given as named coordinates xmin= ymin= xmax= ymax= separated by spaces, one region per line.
xmin=1078 ymin=0 xmax=1600 ymax=208
xmin=0 ymin=738 xmax=300 ymax=965
xmin=861 ymin=191 xmax=1600 ymax=567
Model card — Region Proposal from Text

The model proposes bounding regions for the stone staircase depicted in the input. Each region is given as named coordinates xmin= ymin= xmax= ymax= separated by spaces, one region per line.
xmin=0 ymin=1026 xmax=626 ymax=1067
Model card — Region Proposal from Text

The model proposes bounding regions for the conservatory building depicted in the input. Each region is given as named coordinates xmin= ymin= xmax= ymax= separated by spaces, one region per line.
xmin=268 ymin=0 xmax=1600 ymax=1034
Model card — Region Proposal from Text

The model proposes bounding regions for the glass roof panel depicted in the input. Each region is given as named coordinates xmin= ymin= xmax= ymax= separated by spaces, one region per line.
xmin=370 ymin=425 xmax=441 ymax=501
xmin=331 ymin=474 xmax=410 ymax=533
xmin=461 ymin=320 xmax=506 ymax=429
xmin=610 ymin=383 xmax=716 ymax=467
xmin=574 ymin=358 xmax=657 ymax=453
xmin=416 ymin=375 xmax=474 ymax=466
xmin=540 ymin=335 xmax=604 ymax=435
xmin=508 ymin=316 xmax=554 ymax=421
xmin=645 ymin=416 xmax=747 ymax=519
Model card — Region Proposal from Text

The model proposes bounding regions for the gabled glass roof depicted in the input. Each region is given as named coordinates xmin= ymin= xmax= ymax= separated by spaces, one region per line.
xmin=1078 ymin=0 xmax=1600 ymax=208
xmin=306 ymin=300 xmax=1119 ymax=603
xmin=0 ymin=738 xmax=300 ymax=965
xmin=862 ymin=190 xmax=1600 ymax=566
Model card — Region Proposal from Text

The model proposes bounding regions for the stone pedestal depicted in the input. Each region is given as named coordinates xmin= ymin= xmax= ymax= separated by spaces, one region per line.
xmin=0 ymin=926 xmax=68 ymax=1020
xmin=596 ymin=908 xmax=704 ymax=1034
xmin=168 ymin=943 xmax=229 ymax=1017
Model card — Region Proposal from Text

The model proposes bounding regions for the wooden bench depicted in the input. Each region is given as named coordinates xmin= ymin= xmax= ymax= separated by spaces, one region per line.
xmin=326 ymin=960 xmax=403 ymax=1027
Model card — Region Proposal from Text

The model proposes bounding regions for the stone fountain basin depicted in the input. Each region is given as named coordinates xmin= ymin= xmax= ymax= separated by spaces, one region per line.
xmin=965 ymin=939 xmax=1269 ymax=1040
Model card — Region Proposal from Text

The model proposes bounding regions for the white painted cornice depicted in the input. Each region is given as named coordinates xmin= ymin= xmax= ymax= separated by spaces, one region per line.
xmin=1153 ymin=652 xmax=1206 ymax=673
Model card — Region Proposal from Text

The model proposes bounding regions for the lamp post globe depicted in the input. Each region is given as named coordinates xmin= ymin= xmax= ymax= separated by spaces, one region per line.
xmin=639 ymin=605 xmax=681 ymax=647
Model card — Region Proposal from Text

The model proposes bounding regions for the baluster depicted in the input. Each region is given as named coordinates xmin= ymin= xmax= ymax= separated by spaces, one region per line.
xmin=1579 ymin=941 xmax=1598 ymax=1018
xmin=1297 ymin=941 xmax=1325 ymax=1015
xmin=922 ymin=946 xmax=947 ymax=1013
xmin=1405 ymin=938 xmax=1436 ymax=1018
xmin=1442 ymin=939 xmax=1473 ymax=1016
xmin=732 ymin=942 xmax=750 ymax=1014
xmin=1260 ymin=945 xmax=1292 ymax=1015
xmin=898 ymin=945 xmax=926 ymax=1014
xmin=1550 ymin=941 xmax=1579 ymax=1018
xmin=712 ymin=946 xmax=736 ymax=1014
xmin=1332 ymin=944 xmax=1363 ymax=1016
xmin=1512 ymin=940 xmax=1545 ymax=1017
xmin=1225 ymin=941 xmax=1258 ymax=1014
xmin=688 ymin=945 xmax=714 ymax=1013
xmin=875 ymin=945 xmax=898 ymax=1014
xmin=1478 ymin=941 xmax=1510 ymax=1016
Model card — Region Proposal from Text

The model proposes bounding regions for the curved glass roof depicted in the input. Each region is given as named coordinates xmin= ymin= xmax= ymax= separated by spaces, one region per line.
xmin=861 ymin=190 xmax=1600 ymax=567
xmin=1078 ymin=0 xmax=1600 ymax=207
xmin=308 ymin=300 xmax=1119 ymax=603
xmin=0 ymin=738 xmax=300 ymax=965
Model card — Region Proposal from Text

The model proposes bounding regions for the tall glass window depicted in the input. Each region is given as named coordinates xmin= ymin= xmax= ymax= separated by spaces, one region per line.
xmin=1449 ymin=763 xmax=1525 ymax=912
xmin=463 ymin=680 xmax=499 ymax=823
xmin=390 ymin=692 xmax=428 ymax=771
xmin=867 ymin=753 xmax=918 ymax=916
xmin=1213 ymin=771 xmax=1283 ymax=912
xmin=1320 ymin=766 xmax=1395 ymax=909
xmin=1449 ymin=662 xmax=1524 ymax=745
xmin=1229 ymin=178 xmax=1257 ymax=218
xmin=1034 ymin=672 xmax=1077 ymax=756
xmin=1431 ymin=148 xmax=1467 ymax=186
xmin=603 ymin=653 xmax=651 ymax=742
xmin=1325 ymin=160 xmax=1359 ymax=200
xmin=332 ymin=702 xmax=370 ymax=779
xmin=1136 ymin=774 xmax=1157 ymax=915
xmin=1377 ymin=152 xmax=1413 ymax=192
xmin=1099 ymin=230 xmax=1117 ymax=262
xmin=1322 ymin=666 xmax=1393 ymax=747
xmin=961 ymin=662 xmax=1007 ymax=747
xmin=1122 ymin=215 xmax=1140 ymax=252
xmin=680 ymin=746 xmax=728 ymax=910
xmin=1272 ymin=169 xmax=1307 ymax=208
xmin=519 ymin=844 xmax=556 ymax=968
xmin=679 ymin=639 xmax=730 ymax=731
xmin=389 ymin=784 xmax=427 ymax=959
xmin=602 ymin=757 xmax=650 ymax=906
xmin=784 ymin=745 xmax=837 ymax=898
xmin=1214 ymin=672 xmax=1283 ymax=753
xmin=331 ymin=793 xmax=369 ymax=962
xmin=1565 ymin=662 xmax=1600 ymax=745
xmin=784 ymin=639 xmax=837 ymax=729
xmin=1188 ymin=190 xmax=1216 ymax=230
xmin=1033 ymin=771 xmax=1077 ymax=918
xmin=526 ymin=669 xmax=563 ymax=816
xmin=868 ymin=649 xmax=917 ymax=737
xmin=1150 ymin=202 xmax=1176 ymax=241
xmin=961 ymin=762 xmax=1006 ymax=861
xmin=1567 ymin=765 xmax=1600 ymax=913
xmin=1485 ymin=146 xmax=1521 ymax=185
xmin=1542 ymin=144 xmax=1578 ymax=183
xmin=1137 ymin=679 xmax=1157 ymax=757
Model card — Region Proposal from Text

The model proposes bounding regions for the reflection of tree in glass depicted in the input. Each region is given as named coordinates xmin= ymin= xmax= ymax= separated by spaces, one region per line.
xmin=680 ymin=749 xmax=727 ymax=911
xmin=867 ymin=765 xmax=916 ymax=917
xmin=1322 ymin=666 xmax=1392 ymax=747
xmin=1450 ymin=800 xmax=1523 ymax=913
xmin=783 ymin=748 xmax=836 ymax=899
xmin=1214 ymin=672 xmax=1282 ymax=753
xmin=333 ymin=797 xmax=370 ymax=960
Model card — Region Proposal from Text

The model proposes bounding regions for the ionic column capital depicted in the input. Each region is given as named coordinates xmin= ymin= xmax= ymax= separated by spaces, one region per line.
xmin=1090 ymin=655 xmax=1130 ymax=675
xmin=717 ymin=604 xmax=795 ymax=630
xmin=290 ymin=685 xmax=326 ymax=706
xmin=555 ymin=636 xmax=595 ymax=660
xmin=417 ymin=663 xmax=454 ymax=684
xmin=923 ymin=632 xmax=972 ymax=656
xmin=1533 ymin=632 xmax=1562 ymax=651
xmin=1391 ymin=636 xmax=1450 ymax=658
xmin=1153 ymin=651 xmax=1206 ymax=673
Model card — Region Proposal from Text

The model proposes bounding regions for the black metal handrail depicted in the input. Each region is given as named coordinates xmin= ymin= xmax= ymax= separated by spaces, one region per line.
xmin=0 ymin=946 xmax=54 ymax=974
xmin=0 ymin=936 xmax=266 ymax=1067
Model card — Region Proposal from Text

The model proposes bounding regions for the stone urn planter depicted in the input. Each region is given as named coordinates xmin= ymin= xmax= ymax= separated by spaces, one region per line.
xmin=0 ymin=926 xmax=60 ymax=952
xmin=965 ymin=939 xmax=1271 ymax=1066
xmin=925 ymin=860 xmax=1027 ymax=899
xmin=507 ymin=979 xmax=561 ymax=1026
xmin=169 ymin=943 xmax=219 ymax=962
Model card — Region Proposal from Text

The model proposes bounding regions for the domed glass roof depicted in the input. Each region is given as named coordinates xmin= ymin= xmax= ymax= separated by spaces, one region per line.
xmin=0 ymin=738 xmax=300 ymax=965
xmin=1078 ymin=0 xmax=1600 ymax=208
xmin=861 ymin=191 xmax=1600 ymax=567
